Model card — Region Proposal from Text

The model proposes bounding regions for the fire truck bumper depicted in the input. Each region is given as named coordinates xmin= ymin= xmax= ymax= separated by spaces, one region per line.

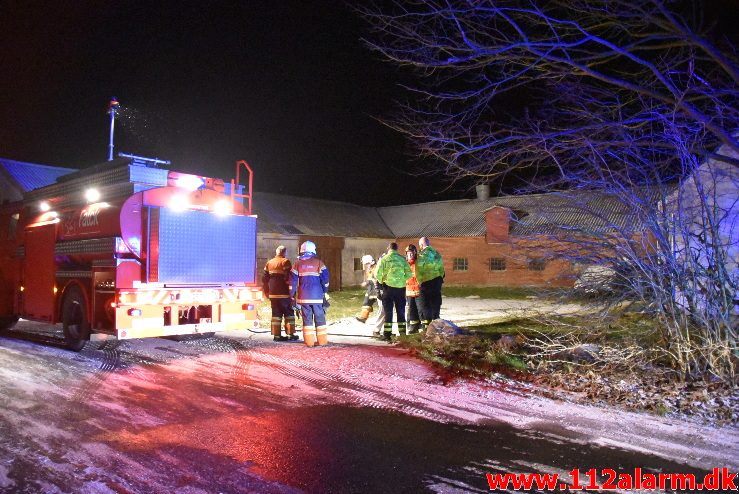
xmin=115 ymin=303 xmax=261 ymax=340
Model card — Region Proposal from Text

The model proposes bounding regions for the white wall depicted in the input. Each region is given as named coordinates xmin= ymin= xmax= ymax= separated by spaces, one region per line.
xmin=256 ymin=233 xmax=299 ymax=274
xmin=669 ymin=145 xmax=738 ymax=315
xmin=342 ymin=237 xmax=394 ymax=287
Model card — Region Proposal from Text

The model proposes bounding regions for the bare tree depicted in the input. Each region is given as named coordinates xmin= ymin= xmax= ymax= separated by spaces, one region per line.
xmin=362 ymin=0 xmax=738 ymax=379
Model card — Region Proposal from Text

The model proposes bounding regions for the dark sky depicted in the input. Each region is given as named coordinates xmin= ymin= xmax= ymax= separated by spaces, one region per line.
xmin=3 ymin=2 xmax=733 ymax=206
xmin=0 ymin=1 xmax=456 ymax=206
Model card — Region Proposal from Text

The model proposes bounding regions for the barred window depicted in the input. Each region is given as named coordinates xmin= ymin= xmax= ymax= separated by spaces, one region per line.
xmin=353 ymin=258 xmax=363 ymax=271
xmin=452 ymin=257 xmax=468 ymax=271
xmin=528 ymin=258 xmax=546 ymax=271
xmin=489 ymin=257 xmax=506 ymax=271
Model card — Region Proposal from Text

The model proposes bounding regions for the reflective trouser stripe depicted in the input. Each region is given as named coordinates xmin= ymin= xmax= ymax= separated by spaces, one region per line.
xmin=397 ymin=322 xmax=406 ymax=335
xmin=316 ymin=325 xmax=328 ymax=345
xmin=303 ymin=325 xmax=317 ymax=347
xmin=271 ymin=317 xmax=282 ymax=336
xmin=286 ymin=317 xmax=295 ymax=335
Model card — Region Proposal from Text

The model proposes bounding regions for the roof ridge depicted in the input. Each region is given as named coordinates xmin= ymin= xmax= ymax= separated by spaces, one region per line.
xmin=254 ymin=190 xmax=377 ymax=209
xmin=0 ymin=157 xmax=76 ymax=171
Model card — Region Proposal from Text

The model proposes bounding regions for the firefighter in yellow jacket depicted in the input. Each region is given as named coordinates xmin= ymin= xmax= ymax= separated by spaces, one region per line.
xmin=375 ymin=242 xmax=412 ymax=341
xmin=416 ymin=236 xmax=445 ymax=329
xmin=262 ymin=245 xmax=297 ymax=341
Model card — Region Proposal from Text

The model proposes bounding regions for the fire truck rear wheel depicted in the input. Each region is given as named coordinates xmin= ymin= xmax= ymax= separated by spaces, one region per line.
xmin=62 ymin=287 xmax=90 ymax=352
xmin=0 ymin=315 xmax=19 ymax=333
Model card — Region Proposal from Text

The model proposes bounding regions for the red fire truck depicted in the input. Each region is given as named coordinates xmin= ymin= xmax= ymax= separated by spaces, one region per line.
xmin=0 ymin=155 xmax=262 ymax=350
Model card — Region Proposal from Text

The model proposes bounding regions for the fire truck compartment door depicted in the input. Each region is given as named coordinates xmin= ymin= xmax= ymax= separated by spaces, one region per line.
xmin=148 ymin=208 xmax=257 ymax=284
xmin=23 ymin=224 xmax=56 ymax=321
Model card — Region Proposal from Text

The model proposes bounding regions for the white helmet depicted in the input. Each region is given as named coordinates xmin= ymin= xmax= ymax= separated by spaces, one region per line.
xmin=361 ymin=254 xmax=374 ymax=266
xmin=299 ymin=240 xmax=316 ymax=254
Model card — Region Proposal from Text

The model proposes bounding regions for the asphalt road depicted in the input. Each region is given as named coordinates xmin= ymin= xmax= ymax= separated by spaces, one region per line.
xmin=0 ymin=322 xmax=736 ymax=493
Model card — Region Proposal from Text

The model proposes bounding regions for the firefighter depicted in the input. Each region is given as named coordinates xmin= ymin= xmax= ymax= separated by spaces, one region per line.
xmin=375 ymin=242 xmax=412 ymax=341
xmin=290 ymin=240 xmax=330 ymax=347
xmin=262 ymin=245 xmax=296 ymax=342
xmin=404 ymin=244 xmax=422 ymax=334
xmin=416 ymin=236 xmax=445 ymax=329
xmin=355 ymin=254 xmax=386 ymax=338
xmin=356 ymin=254 xmax=378 ymax=323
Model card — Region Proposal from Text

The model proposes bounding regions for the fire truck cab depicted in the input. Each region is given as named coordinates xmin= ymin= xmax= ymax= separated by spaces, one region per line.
xmin=0 ymin=155 xmax=262 ymax=350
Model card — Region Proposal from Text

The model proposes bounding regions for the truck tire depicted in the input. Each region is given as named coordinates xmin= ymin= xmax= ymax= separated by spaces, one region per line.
xmin=0 ymin=315 xmax=19 ymax=334
xmin=62 ymin=287 xmax=90 ymax=351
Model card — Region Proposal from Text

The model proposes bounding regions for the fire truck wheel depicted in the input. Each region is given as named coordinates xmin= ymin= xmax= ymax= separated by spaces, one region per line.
xmin=0 ymin=315 xmax=19 ymax=333
xmin=62 ymin=287 xmax=90 ymax=351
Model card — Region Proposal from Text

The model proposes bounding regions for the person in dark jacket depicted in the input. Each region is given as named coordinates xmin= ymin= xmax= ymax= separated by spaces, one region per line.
xmin=262 ymin=245 xmax=297 ymax=341
xmin=290 ymin=240 xmax=330 ymax=347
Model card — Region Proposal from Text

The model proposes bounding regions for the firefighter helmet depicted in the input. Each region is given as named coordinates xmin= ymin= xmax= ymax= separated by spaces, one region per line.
xmin=299 ymin=240 xmax=316 ymax=254
xmin=361 ymin=254 xmax=374 ymax=266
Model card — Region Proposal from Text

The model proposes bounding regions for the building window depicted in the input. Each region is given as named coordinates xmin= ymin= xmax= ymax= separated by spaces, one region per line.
xmin=489 ymin=257 xmax=506 ymax=271
xmin=452 ymin=257 xmax=468 ymax=271
xmin=528 ymin=258 xmax=546 ymax=271
xmin=353 ymin=257 xmax=363 ymax=271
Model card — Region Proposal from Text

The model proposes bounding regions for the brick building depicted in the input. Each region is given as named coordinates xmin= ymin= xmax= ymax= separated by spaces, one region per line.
xmin=256 ymin=187 xmax=638 ymax=289
xmin=379 ymin=190 xmax=635 ymax=288
xmin=252 ymin=192 xmax=393 ymax=291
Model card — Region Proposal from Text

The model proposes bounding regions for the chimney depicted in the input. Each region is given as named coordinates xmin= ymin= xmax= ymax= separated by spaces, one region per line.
xmin=475 ymin=183 xmax=490 ymax=200
xmin=485 ymin=206 xmax=510 ymax=243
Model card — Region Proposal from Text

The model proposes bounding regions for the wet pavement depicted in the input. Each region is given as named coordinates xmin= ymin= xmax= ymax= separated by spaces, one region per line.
xmin=0 ymin=322 xmax=736 ymax=493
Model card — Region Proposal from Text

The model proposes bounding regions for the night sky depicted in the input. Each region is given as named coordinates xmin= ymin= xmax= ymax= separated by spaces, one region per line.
xmin=1 ymin=1 xmax=453 ymax=206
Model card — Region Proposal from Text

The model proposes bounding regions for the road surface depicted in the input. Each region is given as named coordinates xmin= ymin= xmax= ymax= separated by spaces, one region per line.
xmin=0 ymin=322 xmax=737 ymax=493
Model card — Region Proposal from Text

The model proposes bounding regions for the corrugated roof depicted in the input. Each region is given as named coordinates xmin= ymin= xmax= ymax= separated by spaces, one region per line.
xmin=253 ymin=191 xmax=394 ymax=238
xmin=378 ymin=190 xmax=657 ymax=238
xmin=0 ymin=158 xmax=666 ymax=240
xmin=0 ymin=158 xmax=77 ymax=192
xmin=488 ymin=191 xmax=640 ymax=237
xmin=378 ymin=199 xmax=496 ymax=238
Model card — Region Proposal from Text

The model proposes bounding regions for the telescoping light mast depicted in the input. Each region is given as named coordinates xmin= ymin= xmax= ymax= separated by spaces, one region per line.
xmin=107 ymin=97 xmax=120 ymax=161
